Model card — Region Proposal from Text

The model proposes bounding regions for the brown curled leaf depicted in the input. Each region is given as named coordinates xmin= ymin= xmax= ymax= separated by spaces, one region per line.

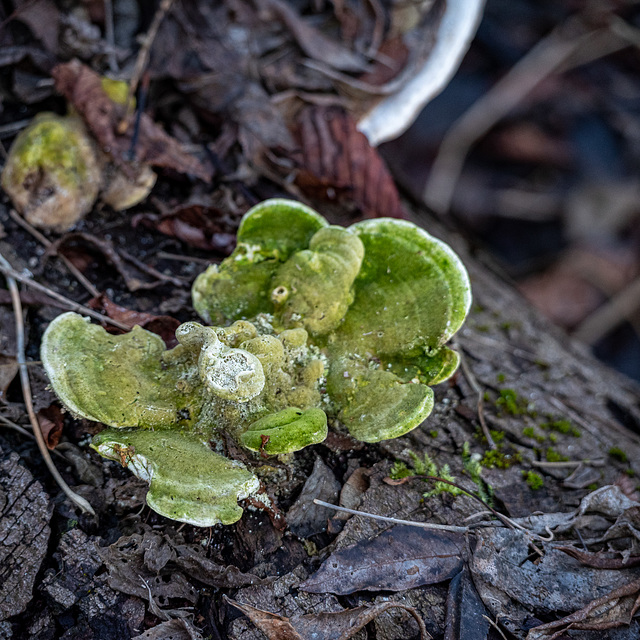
xmin=51 ymin=59 xmax=211 ymax=182
xmin=225 ymin=596 xmax=430 ymax=640
xmin=36 ymin=404 xmax=64 ymax=449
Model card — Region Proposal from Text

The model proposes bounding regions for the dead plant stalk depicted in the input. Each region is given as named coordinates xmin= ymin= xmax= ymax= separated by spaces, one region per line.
xmin=0 ymin=251 xmax=94 ymax=515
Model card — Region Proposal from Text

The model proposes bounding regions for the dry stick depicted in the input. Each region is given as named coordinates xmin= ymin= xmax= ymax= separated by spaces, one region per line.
xmin=0 ymin=261 xmax=130 ymax=331
xmin=389 ymin=473 xmax=518 ymax=532
xmin=0 ymin=414 xmax=67 ymax=460
xmin=0 ymin=118 xmax=32 ymax=138
xmin=313 ymin=499 xmax=469 ymax=533
xmin=456 ymin=343 xmax=496 ymax=449
xmin=0 ymin=413 xmax=34 ymax=440
xmin=121 ymin=0 xmax=175 ymax=128
xmin=156 ymin=251 xmax=211 ymax=265
xmin=0 ymin=252 xmax=95 ymax=515
xmin=483 ymin=615 xmax=509 ymax=640
xmin=313 ymin=499 xmax=555 ymax=543
xmin=9 ymin=210 xmax=101 ymax=298
xmin=531 ymin=458 xmax=605 ymax=469
xmin=423 ymin=19 xmax=603 ymax=214
xmin=573 ymin=275 xmax=640 ymax=345
xmin=103 ymin=0 xmax=118 ymax=72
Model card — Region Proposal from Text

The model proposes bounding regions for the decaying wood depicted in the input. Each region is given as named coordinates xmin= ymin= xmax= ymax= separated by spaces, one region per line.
xmin=0 ymin=446 xmax=52 ymax=620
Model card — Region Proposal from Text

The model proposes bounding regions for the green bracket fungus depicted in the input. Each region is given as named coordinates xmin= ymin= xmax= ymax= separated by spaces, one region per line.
xmin=240 ymin=407 xmax=328 ymax=455
xmin=41 ymin=198 xmax=471 ymax=526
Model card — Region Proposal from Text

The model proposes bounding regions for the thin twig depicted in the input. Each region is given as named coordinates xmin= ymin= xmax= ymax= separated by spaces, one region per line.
xmin=573 ymin=274 xmax=640 ymax=345
xmin=0 ymin=118 xmax=32 ymax=138
xmin=456 ymin=344 xmax=496 ymax=449
xmin=0 ymin=413 xmax=33 ymax=439
xmin=423 ymin=19 xmax=602 ymax=214
xmin=120 ymin=248 xmax=187 ymax=287
xmin=388 ymin=473 xmax=517 ymax=531
xmin=0 ymin=414 xmax=67 ymax=460
xmin=0 ymin=261 xmax=130 ymax=331
xmin=127 ymin=72 xmax=148 ymax=160
xmin=103 ymin=0 xmax=118 ymax=72
xmin=483 ymin=615 xmax=509 ymax=640
xmin=155 ymin=251 xmax=211 ymax=265
xmin=313 ymin=499 xmax=469 ymax=532
xmin=0 ymin=251 xmax=95 ymax=515
xmin=121 ymin=0 xmax=175 ymax=127
xmin=9 ymin=209 xmax=101 ymax=298
xmin=531 ymin=458 xmax=605 ymax=469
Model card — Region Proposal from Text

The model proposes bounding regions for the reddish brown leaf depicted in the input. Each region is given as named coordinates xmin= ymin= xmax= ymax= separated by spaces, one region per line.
xmin=225 ymin=596 xmax=430 ymax=640
xmin=300 ymin=524 xmax=464 ymax=595
xmin=295 ymin=106 xmax=406 ymax=220
xmin=87 ymin=294 xmax=180 ymax=348
xmin=36 ymin=404 xmax=64 ymax=449
xmin=357 ymin=37 xmax=410 ymax=87
xmin=51 ymin=60 xmax=211 ymax=182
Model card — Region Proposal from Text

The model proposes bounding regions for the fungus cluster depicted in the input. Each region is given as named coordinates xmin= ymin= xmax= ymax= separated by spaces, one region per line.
xmin=41 ymin=199 xmax=471 ymax=525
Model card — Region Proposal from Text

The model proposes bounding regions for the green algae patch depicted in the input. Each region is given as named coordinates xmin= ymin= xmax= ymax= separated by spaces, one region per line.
xmin=609 ymin=447 xmax=628 ymax=463
xmin=523 ymin=470 xmax=544 ymax=490
xmin=42 ymin=198 xmax=471 ymax=526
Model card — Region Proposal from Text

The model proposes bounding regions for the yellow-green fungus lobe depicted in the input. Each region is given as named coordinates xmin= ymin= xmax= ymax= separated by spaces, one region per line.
xmin=241 ymin=407 xmax=328 ymax=455
xmin=41 ymin=198 xmax=471 ymax=526
xmin=1 ymin=113 xmax=101 ymax=230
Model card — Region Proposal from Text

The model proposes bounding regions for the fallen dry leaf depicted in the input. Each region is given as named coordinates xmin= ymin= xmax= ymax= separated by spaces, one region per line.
xmin=557 ymin=546 xmax=640 ymax=570
xmin=262 ymin=0 xmax=368 ymax=73
xmin=300 ymin=524 xmax=464 ymax=595
xmin=295 ymin=106 xmax=406 ymax=219
xmin=132 ymin=202 xmax=236 ymax=253
xmin=52 ymin=59 xmax=211 ymax=182
xmin=87 ymin=294 xmax=180 ymax=348
xmin=226 ymin=596 xmax=431 ymax=640
xmin=444 ymin=566 xmax=490 ymax=640
xmin=287 ymin=456 xmax=340 ymax=538
xmin=132 ymin=619 xmax=203 ymax=640
xmin=471 ymin=525 xmax=640 ymax=636
xmin=526 ymin=575 xmax=640 ymax=640
xmin=13 ymin=0 xmax=61 ymax=56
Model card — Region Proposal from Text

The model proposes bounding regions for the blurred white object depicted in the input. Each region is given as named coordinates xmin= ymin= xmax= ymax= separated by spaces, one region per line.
xmin=358 ymin=0 xmax=485 ymax=146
